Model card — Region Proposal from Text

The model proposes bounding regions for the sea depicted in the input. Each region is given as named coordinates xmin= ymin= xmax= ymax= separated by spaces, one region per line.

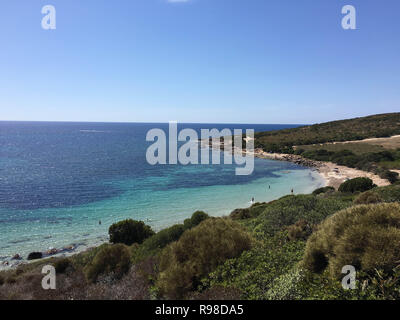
xmin=0 ymin=121 xmax=325 ymax=263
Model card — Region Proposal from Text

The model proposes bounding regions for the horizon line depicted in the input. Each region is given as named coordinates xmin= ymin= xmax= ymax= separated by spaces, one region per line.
xmin=0 ymin=119 xmax=307 ymax=126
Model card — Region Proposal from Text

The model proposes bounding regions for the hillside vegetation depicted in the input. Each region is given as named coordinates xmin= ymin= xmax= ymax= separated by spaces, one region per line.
xmin=254 ymin=113 xmax=400 ymax=183
xmin=254 ymin=113 xmax=400 ymax=153
xmin=2 ymin=180 xmax=400 ymax=300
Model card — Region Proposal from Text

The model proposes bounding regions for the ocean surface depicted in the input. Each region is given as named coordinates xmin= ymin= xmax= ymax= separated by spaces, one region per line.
xmin=0 ymin=122 xmax=325 ymax=262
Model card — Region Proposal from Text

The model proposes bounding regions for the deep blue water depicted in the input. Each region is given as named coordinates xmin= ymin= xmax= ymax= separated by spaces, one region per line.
xmin=0 ymin=122 xmax=324 ymax=261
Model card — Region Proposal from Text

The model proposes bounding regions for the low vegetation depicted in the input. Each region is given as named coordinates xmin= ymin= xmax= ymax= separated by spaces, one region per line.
xmin=2 ymin=180 xmax=400 ymax=300
xmin=84 ymin=244 xmax=131 ymax=283
xmin=254 ymin=113 xmax=400 ymax=154
xmin=254 ymin=114 xmax=400 ymax=184
xmin=298 ymin=148 xmax=400 ymax=183
xmin=303 ymin=203 xmax=400 ymax=278
xmin=157 ymin=218 xmax=253 ymax=299
xmin=2 ymin=114 xmax=400 ymax=300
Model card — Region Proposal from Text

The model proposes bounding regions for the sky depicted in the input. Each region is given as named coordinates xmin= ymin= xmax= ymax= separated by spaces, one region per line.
xmin=0 ymin=0 xmax=399 ymax=124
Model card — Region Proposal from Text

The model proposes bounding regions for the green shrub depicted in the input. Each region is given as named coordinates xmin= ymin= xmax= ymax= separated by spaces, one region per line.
xmin=230 ymin=203 xmax=267 ymax=220
xmin=303 ymin=203 xmax=400 ymax=277
xmin=183 ymin=211 xmax=209 ymax=230
xmin=109 ymin=219 xmax=155 ymax=246
xmin=202 ymin=232 xmax=306 ymax=300
xmin=287 ymin=220 xmax=313 ymax=241
xmin=85 ymin=244 xmax=131 ymax=283
xmin=353 ymin=190 xmax=383 ymax=205
xmin=133 ymin=224 xmax=186 ymax=261
xmin=157 ymin=218 xmax=253 ymax=299
xmin=230 ymin=208 xmax=251 ymax=220
xmin=379 ymin=169 xmax=399 ymax=184
xmin=312 ymin=186 xmax=335 ymax=195
xmin=132 ymin=211 xmax=210 ymax=262
xmin=246 ymin=194 xmax=350 ymax=238
xmin=338 ymin=177 xmax=376 ymax=193
xmin=264 ymin=268 xmax=306 ymax=300
xmin=374 ymin=184 xmax=400 ymax=202
xmin=53 ymin=258 xmax=72 ymax=274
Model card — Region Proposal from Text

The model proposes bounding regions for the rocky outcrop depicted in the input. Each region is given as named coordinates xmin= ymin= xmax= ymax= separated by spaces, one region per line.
xmin=277 ymin=154 xmax=322 ymax=168
xmin=27 ymin=252 xmax=43 ymax=260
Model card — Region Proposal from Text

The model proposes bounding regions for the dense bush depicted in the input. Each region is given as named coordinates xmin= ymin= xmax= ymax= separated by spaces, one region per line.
xmin=245 ymin=194 xmax=350 ymax=238
xmin=303 ymin=203 xmax=400 ymax=277
xmin=353 ymin=190 xmax=383 ymax=205
xmin=132 ymin=211 xmax=210 ymax=262
xmin=202 ymin=233 xmax=306 ymax=300
xmin=287 ymin=220 xmax=313 ymax=241
xmin=85 ymin=244 xmax=131 ymax=283
xmin=157 ymin=218 xmax=253 ymax=299
xmin=312 ymin=186 xmax=335 ymax=195
xmin=338 ymin=177 xmax=375 ymax=193
xmin=230 ymin=208 xmax=251 ymax=220
xmin=374 ymin=184 xmax=400 ymax=202
xmin=183 ymin=211 xmax=209 ymax=230
xmin=53 ymin=258 xmax=72 ymax=274
xmin=230 ymin=203 xmax=267 ymax=220
xmin=378 ymin=169 xmax=399 ymax=184
xmin=109 ymin=219 xmax=155 ymax=246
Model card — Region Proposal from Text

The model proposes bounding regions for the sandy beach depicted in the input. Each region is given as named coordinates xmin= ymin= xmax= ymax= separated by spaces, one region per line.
xmin=202 ymin=137 xmax=393 ymax=190
xmin=251 ymin=149 xmax=391 ymax=190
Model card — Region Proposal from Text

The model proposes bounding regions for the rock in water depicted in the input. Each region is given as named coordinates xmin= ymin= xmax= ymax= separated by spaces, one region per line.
xmin=27 ymin=252 xmax=43 ymax=260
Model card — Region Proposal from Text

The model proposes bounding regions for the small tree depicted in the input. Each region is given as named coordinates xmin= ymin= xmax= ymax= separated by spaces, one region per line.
xmin=183 ymin=211 xmax=209 ymax=230
xmin=85 ymin=244 xmax=131 ymax=283
xmin=109 ymin=219 xmax=155 ymax=246
xmin=338 ymin=177 xmax=375 ymax=193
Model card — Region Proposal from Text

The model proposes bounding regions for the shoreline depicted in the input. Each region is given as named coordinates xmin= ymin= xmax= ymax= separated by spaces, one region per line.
xmin=250 ymin=149 xmax=391 ymax=190
xmin=1 ymin=143 xmax=391 ymax=270
xmin=204 ymin=136 xmax=392 ymax=189
xmin=1 ymin=155 xmax=324 ymax=271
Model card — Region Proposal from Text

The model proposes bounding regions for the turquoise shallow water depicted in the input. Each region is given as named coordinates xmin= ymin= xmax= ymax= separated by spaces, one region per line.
xmin=0 ymin=122 xmax=325 ymax=262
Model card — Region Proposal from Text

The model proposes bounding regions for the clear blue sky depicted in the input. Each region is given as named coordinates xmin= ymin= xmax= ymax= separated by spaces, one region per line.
xmin=1 ymin=0 xmax=399 ymax=124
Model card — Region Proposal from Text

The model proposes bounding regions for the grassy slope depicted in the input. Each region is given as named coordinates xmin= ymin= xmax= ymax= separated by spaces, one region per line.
xmin=254 ymin=113 xmax=400 ymax=153
xmin=1 ymin=184 xmax=400 ymax=300
xmin=202 ymin=183 xmax=400 ymax=300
